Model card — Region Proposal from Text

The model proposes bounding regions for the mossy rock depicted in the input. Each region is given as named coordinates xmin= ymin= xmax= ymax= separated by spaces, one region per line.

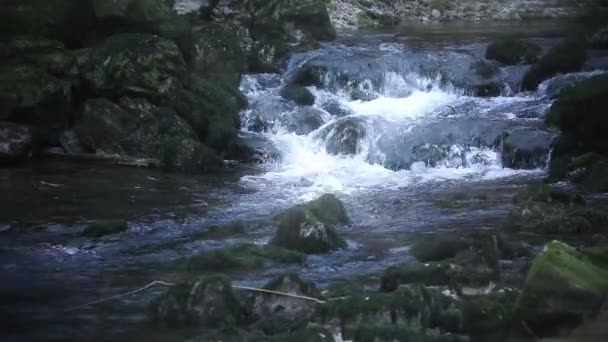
xmin=515 ymin=241 xmax=608 ymax=336
xmin=192 ymin=22 xmax=246 ymax=86
xmin=545 ymin=74 xmax=608 ymax=155
xmin=154 ymin=274 xmax=246 ymax=327
xmin=506 ymin=183 xmax=608 ymax=234
xmin=83 ymin=33 xmax=186 ymax=103
xmin=318 ymin=284 xmax=458 ymax=339
xmin=485 ymin=38 xmax=541 ymax=65
xmin=561 ymin=153 xmax=608 ymax=193
xmin=272 ymin=194 xmax=348 ymax=254
xmin=248 ymin=274 xmax=320 ymax=325
xmin=409 ymin=234 xmax=470 ymax=262
xmin=522 ymin=38 xmax=587 ymax=90
xmin=178 ymin=243 xmax=305 ymax=272
xmin=75 ymin=97 xmax=218 ymax=172
xmin=81 ymin=220 xmax=128 ymax=238
xmin=0 ymin=63 xmax=72 ymax=125
xmin=380 ymin=262 xmax=453 ymax=291
xmin=513 ymin=183 xmax=584 ymax=206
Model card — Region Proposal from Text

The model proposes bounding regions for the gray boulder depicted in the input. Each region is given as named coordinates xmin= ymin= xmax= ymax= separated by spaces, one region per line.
xmin=501 ymin=128 xmax=554 ymax=169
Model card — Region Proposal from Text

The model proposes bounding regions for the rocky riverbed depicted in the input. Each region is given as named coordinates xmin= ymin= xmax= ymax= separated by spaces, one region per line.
xmin=2 ymin=1 xmax=608 ymax=341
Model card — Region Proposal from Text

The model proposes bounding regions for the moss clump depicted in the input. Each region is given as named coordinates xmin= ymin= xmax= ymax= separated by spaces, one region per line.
xmin=522 ymin=38 xmax=587 ymax=90
xmin=81 ymin=220 xmax=128 ymax=237
xmin=272 ymin=194 xmax=348 ymax=254
xmin=380 ymin=262 xmax=452 ymax=291
xmin=154 ymin=274 xmax=246 ymax=327
xmin=515 ymin=241 xmax=608 ymax=335
xmin=485 ymin=38 xmax=541 ymax=65
xmin=410 ymin=234 xmax=470 ymax=262
xmin=179 ymin=243 xmax=305 ymax=272
xmin=190 ymin=221 xmax=247 ymax=240
xmin=505 ymin=183 xmax=608 ymax=235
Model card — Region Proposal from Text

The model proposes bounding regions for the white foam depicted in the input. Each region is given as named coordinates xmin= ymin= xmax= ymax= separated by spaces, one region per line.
xmin=238 ymin=70 xmax=545 ymax=202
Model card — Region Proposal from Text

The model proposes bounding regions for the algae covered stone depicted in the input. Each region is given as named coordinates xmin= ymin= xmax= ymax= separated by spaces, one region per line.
xmin=155 ymin=274 xmax=245 ymax=327
xmin=485 ymin=38 xmax=541 ymax=65
xmin=83 ymin=34 xmax=186 ymax=103
xmin=272 ymin=194 xmax=348 ymax=254
xmin=522 ymin=39 xmax=587 ymax=90
xmin=515 ymin=241 xmax=608 ymax=335
xmin=179 ymin=243 xmax=305 ymax=272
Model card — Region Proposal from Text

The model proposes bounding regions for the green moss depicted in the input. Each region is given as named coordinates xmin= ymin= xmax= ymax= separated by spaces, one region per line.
xmin=522 ymin=38 xmax=587 ymax=90
xmin=179 ymin=243 xmax=305 ymax=272
xmin=485 ymin=38 xmax=541 ymax=65
xmin=154 ymin=274 xmax=245 ymax=327
xmin=190 ymin=221 xmax=247 ymax=240
xmin=409 ymin=234 xmax=469 ymax=262
xmin=513 ymin=183 xmax=584 ymax=206
xmin=81 ymin=220 xmax=128 ymax=237
xmin=381 ymin=262 xmax=452 ymax=291
xmin=515 ymin=241 xmax=608 ymax=334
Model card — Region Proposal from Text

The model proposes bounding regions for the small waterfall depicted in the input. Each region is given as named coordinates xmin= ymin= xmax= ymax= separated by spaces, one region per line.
xmin=238 ymin=41 xmax=600 ymax=200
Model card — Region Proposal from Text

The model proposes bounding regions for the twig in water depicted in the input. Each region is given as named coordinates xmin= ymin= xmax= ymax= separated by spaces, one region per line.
xmin=232 ymin=285 xmax=327 ymax=304
xmin=64 ymin=280 xmax=175 ymax=312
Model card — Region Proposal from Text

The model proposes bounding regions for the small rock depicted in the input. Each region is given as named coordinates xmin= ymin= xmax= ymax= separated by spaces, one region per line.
xmin=431 ymin=9 xmax=441 ymax=18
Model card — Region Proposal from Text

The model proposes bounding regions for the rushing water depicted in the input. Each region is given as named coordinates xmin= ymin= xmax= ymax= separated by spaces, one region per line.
xmin=1 ymin=22 xmax=605 ymax=341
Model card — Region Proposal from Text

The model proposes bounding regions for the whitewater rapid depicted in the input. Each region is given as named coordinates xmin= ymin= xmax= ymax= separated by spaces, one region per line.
xmin=238 ymin=74 xmax=543 ymax=202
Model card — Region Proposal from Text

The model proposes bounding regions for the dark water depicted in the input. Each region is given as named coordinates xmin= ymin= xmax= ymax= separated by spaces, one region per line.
xmin=0 ymin=21 xmax=605 ymax=341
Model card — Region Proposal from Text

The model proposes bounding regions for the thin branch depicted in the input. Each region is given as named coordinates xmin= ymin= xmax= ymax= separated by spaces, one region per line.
xmin=232 ymin=285 xmax=327 ymax=304
xmin=64 ymin=280 xmax=175 ymax=312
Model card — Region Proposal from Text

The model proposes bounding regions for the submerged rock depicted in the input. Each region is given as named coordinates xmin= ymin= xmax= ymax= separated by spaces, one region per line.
xmin=522 ymin=39 xmax=587 ymax=90
xmin=280 ymin=84 xmax=315 ymax=106
xmin=155 ymin=274 xmax=245 ymax=327
xmin=281 ymin=107 xmax=326 ymax=135
xmin=485 ymin=38 xmax=541 ymax=65
xmin=272 ymin=194 xmax=348 ymax=254
xmin=515 ymin=241 xmax=608 ymax=336
xmin=319 ymin=116 xmax=368 ymax=156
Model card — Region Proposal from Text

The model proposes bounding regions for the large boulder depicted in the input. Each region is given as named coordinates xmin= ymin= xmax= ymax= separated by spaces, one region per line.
xmin=154 ymin=275 xmax=245 ymax=327
xmin=545 ymin=74 xmax=608 ymax=155
xmin=500 ymin=127 xmax=554 ymax=169
xmin=82 ymin=33 xmax=187 ymax=104
xmin=320 ymin=117 xmax=367 ymax=156
xmin=0 ymin=122 xmax=33 ymax=161
xmin=75 ymin=97 xmax=220 ymax=172
xmin=191 ymin=22 xmax=246 ymax=86
xmin=0 ymin=63 xmax=72 ymax=127
xmin=515 ymin=241 xmax=608 ymax=336
xmin=485 ymin=38 xmax=541 ymax=65
xmin=522 ymin=39 xmax=587 ymax=91
xmin=272 ymin=194 xmax=348 ymax=254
